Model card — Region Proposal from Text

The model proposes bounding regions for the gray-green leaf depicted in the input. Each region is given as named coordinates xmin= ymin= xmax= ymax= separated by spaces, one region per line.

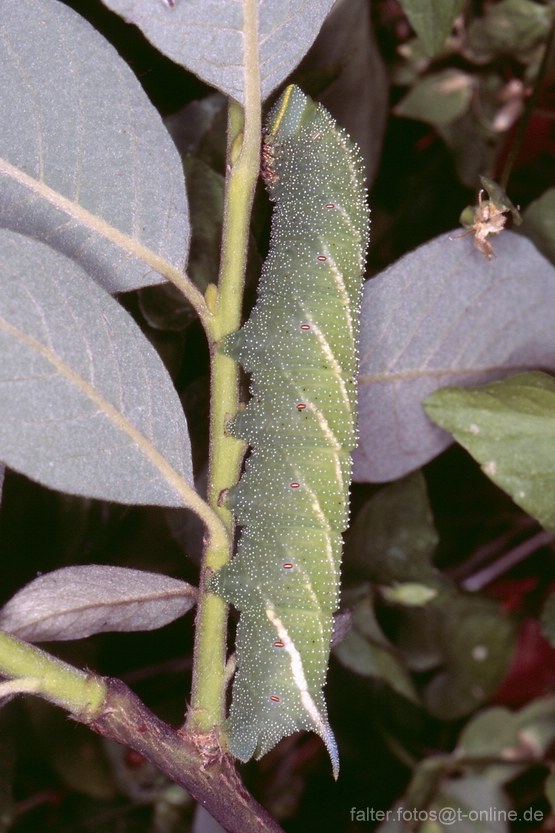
xmin=521 ymin=188 xmax=555 ymax=265
xmin=456 ymin=697 xmax=555 ymax=782
xmin=541 ymin=591 xmax=555 ymax=647
xmin=0 ymin=566 xmax=197 ymax=642
xmin=0 ymin=0 xmax=189 ymax=293
xmin=0 ymin=230 xmax=194 ymax=507
xmin=346 ymin=472 xmax=439 ymax=584
xmin=545 ymin=771 xmax=555 ymax=813
xmin=425 ymin=371 xmax=555 ymax=533
xmin=398 ymin=0 xmax=465 ymax=56
xmin=395 ymin=69 xmax=473 ymax=127
xmin=100 ymin=0 xmax=336 ymax=104
xmin=355 ymin=231 xmax=555 ymax=483
xmin=333 ymin=597 xmax=419 ymax=703
xmin=422 ymin=596 xmax=516 ymax=719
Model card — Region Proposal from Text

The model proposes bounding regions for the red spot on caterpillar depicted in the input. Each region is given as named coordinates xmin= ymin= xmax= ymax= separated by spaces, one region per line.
xmin=296 ymin=403 xmax=306 ymax=411
xmin=325 ymin=203 xmax=335 ymax=209
xmin=300 ymin=323 xmax=311 ymax=331
xmin=290 ymin=482 xmax=300 ymax=489
xmin=273 ymin=640 xmax=285 ymax=648
xmin=317 ymin=255 xmax=327 ymax=262
xmin=270 ymin=695 xmax=281 ymax=703
xmin=282 ymin=563 xmax=294 ymax=570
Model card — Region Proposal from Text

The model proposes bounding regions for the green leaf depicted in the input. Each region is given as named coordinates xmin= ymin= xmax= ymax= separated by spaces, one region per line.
xmin=333 ymin=597 xmax=419 ymax=703
xmin=545 ymin=771 xmax=555 ymax=813
xmin=467 ymin=0 xmax=552 ymax=59
xmin=423 ymin=596 xmax=516 ymax=720
xmin=26 ymin=702 xmax=115 ymax=801
xmin=395 ymin=69 xmax=473 ymax=127
xmin=425 ymin=371 xmax=555 ymax=533
xmin=521 ymin=188 xmax=555 ymax=265
xmin=457 ymin=697 xmax=555 ymax=759
xmin=397 ymin=0 xmax=465 ymax=57
xmin=479 ymin=177 xmax=521 ymax=225
xmin=395 ymin=590 xmax=516 ymax=714
xmin=0 ymin=230 xmax=194 ymax=507
xmin=1 ymin=0 xmax=189 ymax=293
xmin=380 ymin=583 xmax=438 ymax=606
xmin=347 ymin=472 xmax=439 ymax=584
xmin=100 ymin=0 xmax=336 ymax=103
xmin=437 ymin=776 xmax=511 ymax=833
xmin=541 ymin=591 xmax=555 ymax=647
xmin=395 ymin=606 xmax=445 ymax=672
xmin=456 ymin=697 xmax=555 ymax=783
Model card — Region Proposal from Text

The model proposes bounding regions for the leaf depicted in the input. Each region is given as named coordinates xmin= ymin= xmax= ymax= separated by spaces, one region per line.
xmin=467 ymin=0 xmax=552 ymax=60
xmin=100 ymin=0 xmax=336 ymax=103
xmin=0 ymin=565 xmax=197 ymax=641
xmin=296 ymin=0 xmax=388 ymax=188
xmin=397 ymin=0 xmax=465 ymax=57
xmin=422 ymin=596 xmax=516 ymax=719
xmin=346 ymin=472 xmax=439 ymax=583
xmin=545 ymin=771 xmax=555 ymax=813
xmin=0 ymin=230 xmax=194 ymax=507
xmin=395 ymin=70 xmax=474 ymax=127
xmin=0 ymin=0 xmax=189 ymax=293
xmin=456 ymin=697 xmax=555 ymax=765
xmin=425 ymin=371 xmax=555 ymax=533
xmin=380 ymin=583 xmax=437 ymax=606
xmin=26 ymin=703 xmax=116 ymax=800
xmin=354 ymin=231 xmax=555 ymax=483
xmin=541 ymin=590 xmax=555 ymax=647
xmin=395 ymin=606 xmax=445 ymax=672
xmin=454 ymin=698 xmax=555 ymax=786
xmin=521 ymin=189 xmax=555 ymax=265
xmin=436 ymin=776 xmax=511 ymax=833
xmin=333 ymin=597 xmax=420 ymax=704
xmin=374 ymin=777 xmax=510 ymax=833
xmin=479 ymin=177 xmax=521 ymax=225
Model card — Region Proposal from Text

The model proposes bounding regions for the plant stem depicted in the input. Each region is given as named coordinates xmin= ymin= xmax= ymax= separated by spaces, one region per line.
xmin=187 ymin=0 xmax=262 ymax=736
xmin=0 ymin=634 xmax=284 ymax=832
xmin=0 ymin=631 xmax=105 ymax=716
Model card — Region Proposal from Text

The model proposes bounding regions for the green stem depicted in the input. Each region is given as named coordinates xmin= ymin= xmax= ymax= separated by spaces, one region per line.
xmin=187 ymin=0 xmax=262 ymax=735
xmin=0 ymin=634 xmax=284 ymax=832
xmin=0 ymin=631 xmax=105 ymax=717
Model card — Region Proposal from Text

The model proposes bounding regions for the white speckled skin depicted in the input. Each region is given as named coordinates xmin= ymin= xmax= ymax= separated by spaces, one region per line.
xmin=210 ymin=85 xmax=369 ymax=778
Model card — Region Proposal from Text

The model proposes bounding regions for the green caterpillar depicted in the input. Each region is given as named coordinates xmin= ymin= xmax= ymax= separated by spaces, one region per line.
xmin=210 ymin=85 xmax=369 ymax=777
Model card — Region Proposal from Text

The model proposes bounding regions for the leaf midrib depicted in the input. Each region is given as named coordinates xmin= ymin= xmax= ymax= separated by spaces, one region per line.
xmin=0 ymin=312 xmax=193 ymax=506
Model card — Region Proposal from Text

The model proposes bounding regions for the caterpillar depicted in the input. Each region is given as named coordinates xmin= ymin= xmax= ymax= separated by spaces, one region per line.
xmin=210 ymin=85 xmax=369 ymax=777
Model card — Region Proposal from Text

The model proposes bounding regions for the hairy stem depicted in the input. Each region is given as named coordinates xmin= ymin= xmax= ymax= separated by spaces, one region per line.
xmin=0 ymin=634 xmax=284 ymax=833
xmin=187 ymin=0 xmax=262 ymax=735
xmin=0 ymin=630 xmax=105 ymax=716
